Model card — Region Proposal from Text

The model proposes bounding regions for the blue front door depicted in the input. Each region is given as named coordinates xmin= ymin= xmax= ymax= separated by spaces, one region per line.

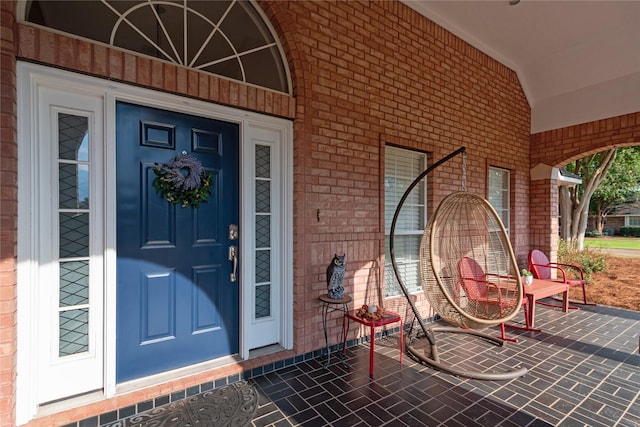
xmin=116 ymin=102 xmax=239 ymax=382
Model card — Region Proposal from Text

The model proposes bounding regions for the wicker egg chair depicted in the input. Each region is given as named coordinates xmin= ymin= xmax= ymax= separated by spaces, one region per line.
xmin=389 ymin=148 xmax=527 ymax=380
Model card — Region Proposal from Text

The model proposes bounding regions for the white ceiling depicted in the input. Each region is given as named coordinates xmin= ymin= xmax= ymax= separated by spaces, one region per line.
xmin=401 ymin=0 xmax=640 ymax=133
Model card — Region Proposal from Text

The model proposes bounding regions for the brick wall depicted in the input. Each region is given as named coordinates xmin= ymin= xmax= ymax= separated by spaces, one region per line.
xmin=4 ymin=1 xmax=533 ymax=425
xmin=0 ymin=1 xmax=17 ymax=426
xmin=531 ymin=112 xmax=640 ymax=167
xmin=263 ymin=1 xmax=531 ymax=343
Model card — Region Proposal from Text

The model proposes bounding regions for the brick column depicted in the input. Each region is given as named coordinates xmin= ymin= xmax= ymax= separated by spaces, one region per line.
xmin=0 ymin=2 xmax=17 ymax=426
xmin=530 ymin=165 xmax=559 ymax=262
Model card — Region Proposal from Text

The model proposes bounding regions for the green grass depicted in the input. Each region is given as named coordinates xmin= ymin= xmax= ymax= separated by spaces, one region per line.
xmin=584 ymin=236 xmax=640 ymax=250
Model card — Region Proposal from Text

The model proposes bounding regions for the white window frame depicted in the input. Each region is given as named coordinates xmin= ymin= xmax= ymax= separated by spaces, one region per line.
xmin=384 ymin=146 xmax=427 ymax=297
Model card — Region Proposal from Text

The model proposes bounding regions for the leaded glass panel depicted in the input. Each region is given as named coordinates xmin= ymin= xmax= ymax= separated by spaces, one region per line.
xmin=254 ymin=143 xmax=272 ymax=322
xmin=59 ymin=213 xmax=90 ymax=258
xmin=59 ymin=261 xmax=89 ymax=306
xmin=255 ymin=250 xmax=270 ymax=283
xmin=256 ymin=215 xmax=271 ymax=248
xmin=58 ymin=113 xmax=89 ymax=161
xmin=59 ymin=309 xmax=89 ymax=356
xmin=255 ymin=145 xmax=271 ymax=178
xmin=57 ymin=110 xmax=91 ymax=359
xmin=59 ymin=163 xmax=90 ymax=209
xmin=256 ymin=181 xmax=271 ymax=212
xmin=255 ymin=285 xmax=271 ymax=318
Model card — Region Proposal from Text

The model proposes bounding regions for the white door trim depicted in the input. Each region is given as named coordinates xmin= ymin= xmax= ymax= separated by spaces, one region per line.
xmin=16 ymin=62 xmax=293 ymax=424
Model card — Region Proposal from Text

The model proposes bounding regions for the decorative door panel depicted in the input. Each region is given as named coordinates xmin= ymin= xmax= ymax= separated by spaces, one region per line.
xmin=116 ymin=102 xmax=239 ymax=382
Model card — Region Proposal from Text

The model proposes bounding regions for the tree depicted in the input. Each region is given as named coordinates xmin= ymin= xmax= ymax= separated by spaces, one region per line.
xmin=559 ymin=149 xmax=617 ymax=250
xmin=589 ymin=147 xmax=640 ymax=234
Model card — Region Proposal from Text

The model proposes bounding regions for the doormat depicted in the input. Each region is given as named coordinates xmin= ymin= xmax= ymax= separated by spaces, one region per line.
xmin=105 ymin=381 xmax=258 ymax=427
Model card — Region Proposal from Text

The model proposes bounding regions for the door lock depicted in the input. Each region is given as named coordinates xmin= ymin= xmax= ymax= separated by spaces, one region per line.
xmin=228 ymin=224 xmax=239 ymax=240
xmin=228 ymin=245 xmax=238 ymax=282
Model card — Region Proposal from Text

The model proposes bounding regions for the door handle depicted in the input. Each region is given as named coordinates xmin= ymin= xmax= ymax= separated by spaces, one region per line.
xmin=228 ymin=245 xmax=238 ymax=282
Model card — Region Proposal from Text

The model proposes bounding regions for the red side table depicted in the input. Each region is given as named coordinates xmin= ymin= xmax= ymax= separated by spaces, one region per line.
xmin=343 ymin=310 xmax=403 ymax=378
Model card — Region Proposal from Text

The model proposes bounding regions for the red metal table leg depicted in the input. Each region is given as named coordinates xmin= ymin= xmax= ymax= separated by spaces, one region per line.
xmin=528 ymin=295 xmax=536 ymax=328
xmin=399 ymin=320 xmax=403 ymax=364
xmin=369 ymin=324 xmax=375 ymax=378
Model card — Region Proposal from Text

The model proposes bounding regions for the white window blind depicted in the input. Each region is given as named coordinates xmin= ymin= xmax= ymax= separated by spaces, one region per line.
xmin=488 ymin=166 xmax=510 ymax=234
xmin=627 ymin=216 xmax=640 ymax=227
xmin=384 ymin=146 xmax=426 ymax=297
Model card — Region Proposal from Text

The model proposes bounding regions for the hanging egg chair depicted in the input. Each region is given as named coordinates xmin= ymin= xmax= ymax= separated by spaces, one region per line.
xmin=390 ymin=147 xmax=527 ymax=380
xmin=421 ymin=192 xmax=523 ymax=330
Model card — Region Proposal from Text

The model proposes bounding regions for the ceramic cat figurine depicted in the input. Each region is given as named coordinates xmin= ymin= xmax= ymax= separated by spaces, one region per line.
xmin=326 ymin=254 xmax=346 ymax=299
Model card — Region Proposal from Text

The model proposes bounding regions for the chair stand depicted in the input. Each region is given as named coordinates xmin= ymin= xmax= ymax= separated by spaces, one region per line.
xmin=499 ymin=304 xmax=541 ymax=343
xmin=405 ymin=326 xmax=528 ymax=380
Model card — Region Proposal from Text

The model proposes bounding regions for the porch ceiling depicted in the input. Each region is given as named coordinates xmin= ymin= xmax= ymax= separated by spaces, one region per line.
xmin=402 ymin=0 xmax=640 ymax=134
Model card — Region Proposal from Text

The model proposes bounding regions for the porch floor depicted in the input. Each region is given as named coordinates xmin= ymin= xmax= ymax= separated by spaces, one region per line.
xmin=249 ymin=303 xmax=640 ymax=427
xmin=68 ymin=302 xmax=640 ymax=427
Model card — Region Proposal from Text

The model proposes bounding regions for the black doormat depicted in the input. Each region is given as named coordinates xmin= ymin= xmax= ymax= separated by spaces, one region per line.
xmin=105 ymin=381 xmax=258 ymax=427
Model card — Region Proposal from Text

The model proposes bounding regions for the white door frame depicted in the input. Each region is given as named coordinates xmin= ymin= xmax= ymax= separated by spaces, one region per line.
xmin=16 ymin=62 xmax=293 ymax=424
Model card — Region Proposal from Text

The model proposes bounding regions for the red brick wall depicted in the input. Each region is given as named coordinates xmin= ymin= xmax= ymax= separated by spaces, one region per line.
xmin=531 ymin=112 xmax=640 ymax=167
xmin=262 ymin=1 xmax=531 ymax=342
xmin=0 ymin=1 xmax=17 ymax=426
xmin=3 ymin=1 xmax=533 ymax=425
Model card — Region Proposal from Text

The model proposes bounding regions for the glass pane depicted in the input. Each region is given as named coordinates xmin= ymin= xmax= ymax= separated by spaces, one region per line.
xmin=59 ymin=213 xmax=89 ymax=258
xmin=255 ymin=145 xmax=271 ymax=178
xmin=384 ymin=146 xmax=427 ymax=297
xmin=256 ymin=215 xmax=271 ymax=248
xmin=255 ymin=285 xmax=271 ymax=319
xmin=26 ymin=1 xmax=115 ymax=45
xmin=488 ymin=167 xmax=509 ymax=231
xmin=384 ymin=235 xmax=422 ymax=297
xmin=25 ymin=0 xmax=290 ymax=93
xmin=256 ymin=181 xmax=271 ymax=212
xmin=384 ymin=147 xmax=426 ymax=231
xmin=59 ymin=163 xmax=89 ymax=209
xmin=244 ymin=48 xmax=289 ymax=93
xmin=59 ymin=261 xmax=89 ymax=306
xmin=385 ymin=202 xmax=425 ymax=231
xmin=58 ymin=113 xmax=89 ymax=161
xmin=59 ymin=308 xmax=89 ymax=356
xmin=255 ymin=250 xmax=270 ymax=283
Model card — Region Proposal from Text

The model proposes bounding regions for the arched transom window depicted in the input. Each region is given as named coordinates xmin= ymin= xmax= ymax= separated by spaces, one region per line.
xmin=25 ymin=0 xmax=291 ymax=94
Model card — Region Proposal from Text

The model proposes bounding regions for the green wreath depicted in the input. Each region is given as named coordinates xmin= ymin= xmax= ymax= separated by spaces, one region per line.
xmin=153 ymin=154 xmax=213 ymax=208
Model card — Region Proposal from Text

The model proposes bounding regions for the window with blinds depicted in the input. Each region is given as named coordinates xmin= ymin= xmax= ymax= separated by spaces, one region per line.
xmin=384 ymin=146 xmax=427 ymax=297
xmin=488 ymin=166 xmax=510 ymax=234
xmin=627 ymin=216 xmax=640 ymax=227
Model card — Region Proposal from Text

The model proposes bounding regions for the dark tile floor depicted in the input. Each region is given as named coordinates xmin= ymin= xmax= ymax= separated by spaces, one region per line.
xmin=249 ymin=303 xmax=640 ymax=427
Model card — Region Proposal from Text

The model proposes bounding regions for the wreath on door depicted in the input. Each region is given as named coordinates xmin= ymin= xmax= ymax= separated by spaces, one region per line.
xmin=153 ymin=153 xmax=213 ymax=208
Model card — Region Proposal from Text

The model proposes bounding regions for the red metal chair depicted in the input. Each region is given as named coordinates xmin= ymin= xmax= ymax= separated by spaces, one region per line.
xmin=457 ymin=257 xmax=506 ymax=316
xmin=528 ymin=249 xmax=593 ymax=308
xmin=457 ymin=257 xmax=531 ymax=342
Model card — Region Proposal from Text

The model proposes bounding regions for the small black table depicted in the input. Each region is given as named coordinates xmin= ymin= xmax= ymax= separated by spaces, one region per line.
xmin=319 ymin=294 xmax=351 ymax=367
